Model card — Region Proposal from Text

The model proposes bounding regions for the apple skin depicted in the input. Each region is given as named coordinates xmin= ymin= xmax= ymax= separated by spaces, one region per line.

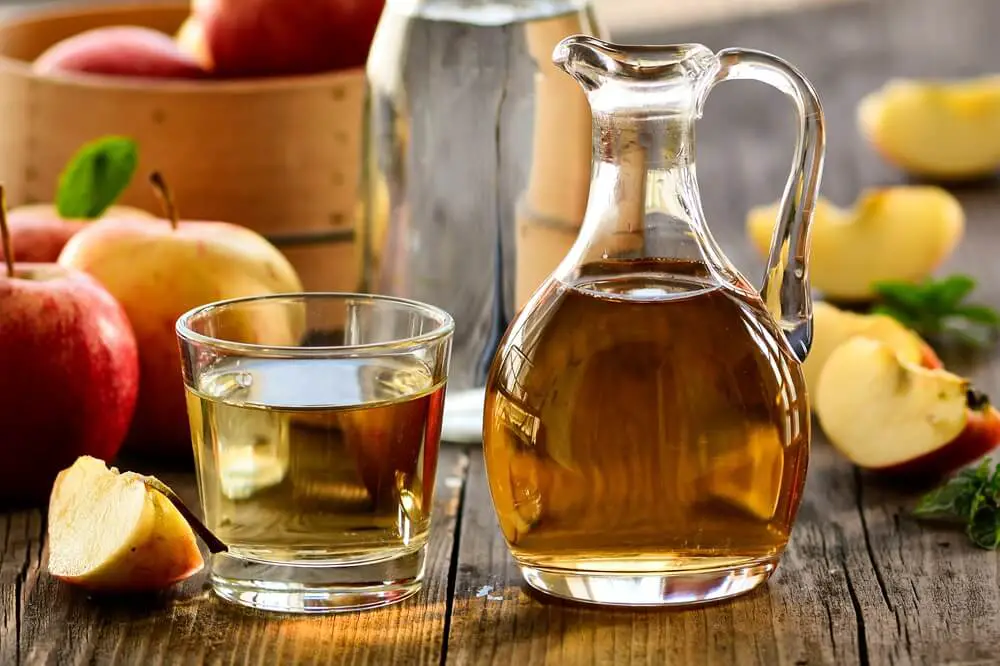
xmin=176 ymin=0 xmax=385 ymax=78
xmin=59 ymin=218 xmax=303 ymax=460
xmin=0 ymin=266 xmax=139 ymax=506
xmin=47 ymin=457 xmax=203 ymax=592
xmin=870 ymin=405 xmax=1000 ymax=482
xmin=0 ymin=205 xmax=153 ymax=263
xmin=919 ymin=343 xmax=943 ymax=370
xmin=34 ymin=26 xmax=208 ymax=80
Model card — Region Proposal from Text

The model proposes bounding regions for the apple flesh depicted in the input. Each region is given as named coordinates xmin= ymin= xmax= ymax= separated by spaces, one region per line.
xmin=48 ymin=457 xmax=204 ymax=592
xmin=59 ymin=217 xmax=303 ymax=459
xmin=858 ymin=77 xmax=1000 ymax=180
xmin=0 ymin=205 xmax=153 ymax=263
xmin=803 ymin=301 xmax=941 ymax=404
xmin=34 ymin=26 xmax=208 ymax=79
xmin=747 ymin=187 xmax=964 ymax=301
xmin=0 ymin=265 xmax=139 ymax=506
xmin=176 ymin=0 xmax=385 ymax=78
xmin=815 ymin=336 xmax=1000 ymax=478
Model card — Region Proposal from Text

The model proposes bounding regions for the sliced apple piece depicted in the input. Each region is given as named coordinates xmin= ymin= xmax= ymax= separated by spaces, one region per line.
xmin=747 ymin=187 xmax=964 ymax=301
xmin=815 ymin=337 xmax=1000 ymax=477
xmin=803 ymin=301 xmax=941 ymax=401
xmin=48 ymin=456 xmax=223 ymax=593
xmin=858 ymin=77 xmax=1000 ymax=180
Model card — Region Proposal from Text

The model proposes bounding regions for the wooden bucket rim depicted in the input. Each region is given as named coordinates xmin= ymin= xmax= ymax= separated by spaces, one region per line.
xmin=0 ymin=0 xmax=366 ymax=93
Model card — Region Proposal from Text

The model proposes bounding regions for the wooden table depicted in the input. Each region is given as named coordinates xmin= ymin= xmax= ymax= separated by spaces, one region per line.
xmin=5 ymin=0 xmax=1000 ymax=663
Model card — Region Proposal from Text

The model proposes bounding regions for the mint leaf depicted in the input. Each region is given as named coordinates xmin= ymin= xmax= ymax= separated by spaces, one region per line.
xmin=914 ymin=458 xmax=1000 ymax=550
xmin=56 ymin=136 xmax=139 ymax=220
xmin=871 ymin=275 xmax=1000 ymax=350
xmin=929 ymin=274 xmax=976 ymax=311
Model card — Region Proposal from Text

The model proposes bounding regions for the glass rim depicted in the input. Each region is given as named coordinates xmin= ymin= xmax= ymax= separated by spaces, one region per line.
xmin=175 ymin=292 xmax=455 ymax=358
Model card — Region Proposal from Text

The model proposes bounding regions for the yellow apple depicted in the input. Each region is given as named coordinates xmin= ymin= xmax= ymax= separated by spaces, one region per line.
xmin=747 ymin=187 xmax=964 ymax=301
xmin=858 ymin=76 xmax=1000 ymax=180
xmin=816 ymin=337 xmax=1000 ymax=478
xmin=47 ymin=456 xmax=204 ymax=592
xmin=803 ymin=301 xmax=941 ymax=403
xmin=58 ymin=175 xmax=303 ymax=459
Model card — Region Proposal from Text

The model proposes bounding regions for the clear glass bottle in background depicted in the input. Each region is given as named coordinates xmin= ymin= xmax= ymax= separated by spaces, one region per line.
xmin=358 ymin=0 xmax=603 ymax=422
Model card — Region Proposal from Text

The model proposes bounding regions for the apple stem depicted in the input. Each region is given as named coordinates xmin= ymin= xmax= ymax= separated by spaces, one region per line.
xmin=148 ymin=171 xmax=180 ymax=231
xmin=0 ymin=185 xmax=13 ymax=278
xmin=140 ymin=475 xmax=229 ymax=554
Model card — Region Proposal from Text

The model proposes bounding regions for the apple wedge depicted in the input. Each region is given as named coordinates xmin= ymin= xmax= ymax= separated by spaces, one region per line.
xmin=858 ymin=77 xmax=1000 ymax=180
xmin=48 ymin=456 xmax=225 ymax=593
xmin=803 ymin=301 xmax=941 ymax=402
xmin=747 ymin=187 xmax=964 ymax=301
xmin=815 ymin=337 xmax=1000 ymax=477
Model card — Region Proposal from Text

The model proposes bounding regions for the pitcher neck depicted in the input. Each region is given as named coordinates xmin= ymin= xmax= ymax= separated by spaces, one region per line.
xmin=558 ymin=112 xmax=731 ymax=280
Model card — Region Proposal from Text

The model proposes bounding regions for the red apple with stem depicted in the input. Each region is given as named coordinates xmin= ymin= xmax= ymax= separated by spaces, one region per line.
xmin=0 ymin=186 xmax=140 ymax=506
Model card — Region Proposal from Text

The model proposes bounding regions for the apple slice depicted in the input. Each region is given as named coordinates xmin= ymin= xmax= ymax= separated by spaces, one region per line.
xmin=48 ymin=456 xmax=226 ymax=593
xmin=803 ymin=301 xmax=941 ymax=402
xmin=858 ymin=77 xmax=1000 ymax=180
xmin=747 ymin=187 xmax=964 ymax=301
xmin=815 ymin=337 xmax=1000 ymax=477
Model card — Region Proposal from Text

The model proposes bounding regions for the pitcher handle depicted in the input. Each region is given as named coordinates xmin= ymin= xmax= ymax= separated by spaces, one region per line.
xmin=706 ymin=49 xmax=826 ymax=362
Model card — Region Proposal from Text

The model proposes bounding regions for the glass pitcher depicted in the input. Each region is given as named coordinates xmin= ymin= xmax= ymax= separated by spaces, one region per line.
xmin=483 ymin=35 xmax=825 ymax=606
xmin=358 ymin=0 xmax=603 ymax=421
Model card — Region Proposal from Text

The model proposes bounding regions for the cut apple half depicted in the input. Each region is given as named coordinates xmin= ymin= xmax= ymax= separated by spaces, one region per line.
xmin=858 ymin=77 xmax=1000 ymax=180
xmin=48 ymin=456 xmax=226 ymax=593
xmin=816 ymin=337 xmax=1000 ymax=477
xmin=747 ymin=187 xmax=964 ymax=301
xmin=803 ymin=301 xmax=941 ymax=405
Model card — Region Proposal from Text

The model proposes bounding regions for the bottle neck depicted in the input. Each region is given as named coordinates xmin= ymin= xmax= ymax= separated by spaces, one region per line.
xmin=388 ymin=0 xmax=590 ymax=23
xmin=558 ymin=112 xmax=727 ymax=279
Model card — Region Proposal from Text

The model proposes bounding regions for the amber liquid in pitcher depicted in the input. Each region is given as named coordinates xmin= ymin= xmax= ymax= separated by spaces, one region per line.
xmin=484 ymin=258 xmax=810 ymax=577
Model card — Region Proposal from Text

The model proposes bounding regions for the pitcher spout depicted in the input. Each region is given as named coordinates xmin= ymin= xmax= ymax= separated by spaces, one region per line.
xmin=553 ymin=35 xmax=718 ymax=115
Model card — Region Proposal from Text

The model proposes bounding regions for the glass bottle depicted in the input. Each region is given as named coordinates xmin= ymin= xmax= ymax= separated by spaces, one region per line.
xmin=358 ymin=0 xmax=603 ymax=408
xmin=483 ymin=35 xmax=826 ymax=606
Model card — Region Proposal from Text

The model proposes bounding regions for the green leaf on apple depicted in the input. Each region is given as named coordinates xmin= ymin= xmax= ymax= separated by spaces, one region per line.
xmin=57 ymin=136 xmax=139 ymax=220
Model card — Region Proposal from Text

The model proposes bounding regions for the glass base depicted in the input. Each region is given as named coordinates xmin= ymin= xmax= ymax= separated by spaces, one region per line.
xmin=209 ymin=547 xmax=426 ymax=613
xmin=518 ymin=557 xmax=778 ymax=607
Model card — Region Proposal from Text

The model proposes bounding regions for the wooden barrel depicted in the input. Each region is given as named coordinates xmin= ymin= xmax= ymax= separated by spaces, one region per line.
xmin=0 ymin=2 xmax=362 ymax=292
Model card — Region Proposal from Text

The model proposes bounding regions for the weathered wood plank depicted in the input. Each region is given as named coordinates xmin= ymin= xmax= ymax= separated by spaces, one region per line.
xmin=1 ymin=509 xmax=44 ymax=666
xmin=447 ymin=0 xmax=1000 ymax=664
xmin=14 ymin=447 xmax=468 ymax=665
xmin=447 ymin=448 xmax=871 ymax=666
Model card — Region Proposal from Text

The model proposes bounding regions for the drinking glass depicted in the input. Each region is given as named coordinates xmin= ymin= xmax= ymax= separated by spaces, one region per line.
xmin=176 ymin=293 xmax=453 ymax=613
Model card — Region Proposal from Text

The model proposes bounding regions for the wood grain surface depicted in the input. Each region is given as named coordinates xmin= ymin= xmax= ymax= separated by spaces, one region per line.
xmin=3 ymin=449 xmax=469 ymax=665
xmin=5 ymin=0 xmax=1000 ymax=664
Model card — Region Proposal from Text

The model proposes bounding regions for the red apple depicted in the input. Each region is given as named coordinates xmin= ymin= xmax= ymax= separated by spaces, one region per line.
xmin=34 ymin=26 xmax=208 ymax=79
xmin=176 ymin=0 xmax=385 ymax=78
xmin=0 ymin=204 xmax=153 ymax=263
xmin=58 ymin=173 xmax=303 ymax=460
xmin=815 ymin=336 xmax=1000 ymax=480
xmin=0 ymin=208 xmax=139 ymax=505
